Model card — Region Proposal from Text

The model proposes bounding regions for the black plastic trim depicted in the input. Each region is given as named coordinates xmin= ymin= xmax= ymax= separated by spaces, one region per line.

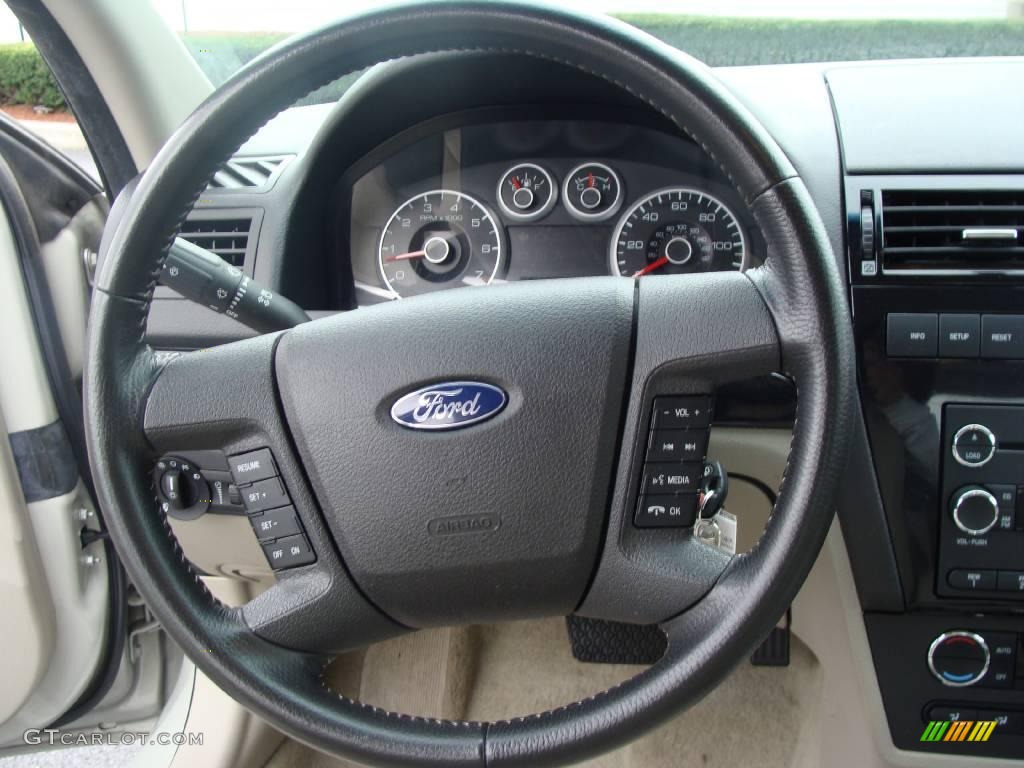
xmin=5 ymin=0 xmax=136 ymax=196
xmin=8 ymin=420 xmax=77 ymax=502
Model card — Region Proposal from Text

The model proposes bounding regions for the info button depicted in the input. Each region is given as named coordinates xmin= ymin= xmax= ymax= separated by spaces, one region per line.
xmin=887 ymin=313 xmax=937 ymax=357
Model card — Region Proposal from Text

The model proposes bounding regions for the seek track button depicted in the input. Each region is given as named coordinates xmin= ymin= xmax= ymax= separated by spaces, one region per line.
xmin=647 ymin=430 xmax=708 ymax=462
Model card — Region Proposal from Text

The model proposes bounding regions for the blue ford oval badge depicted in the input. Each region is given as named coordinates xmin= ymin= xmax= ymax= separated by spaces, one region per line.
xmin=391 ymin=381 xmax=507 ymax=431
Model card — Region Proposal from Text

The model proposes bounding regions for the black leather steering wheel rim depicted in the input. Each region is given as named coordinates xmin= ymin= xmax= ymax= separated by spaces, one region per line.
xmin=85 ymin=2 xmax=855 ymax=766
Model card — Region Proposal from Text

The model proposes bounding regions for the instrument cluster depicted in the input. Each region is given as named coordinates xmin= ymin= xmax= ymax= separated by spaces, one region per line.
xmin=346 ymin=119 xmax=760 ymax=301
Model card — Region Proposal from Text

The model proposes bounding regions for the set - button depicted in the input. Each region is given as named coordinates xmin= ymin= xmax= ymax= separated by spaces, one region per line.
xmin=229 ymin=447 xmax=315 ymax=570
xmin=635 ymin=396 xmax=712 ymax=529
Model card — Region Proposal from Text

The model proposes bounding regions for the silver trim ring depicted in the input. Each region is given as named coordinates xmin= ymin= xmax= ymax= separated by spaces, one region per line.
xmin=952 ymin=423 xmax=996 ymax=468
xmin=563 ymin=161 xmax=623 ymax=222
xmin=927 ymin=631 xmax=990 ymax=688
xmin=496 ymin=163 xmax=557 ymax=222
xmin=377 ymin=189 xmax=503 ymax=299
xmin=608 ymin=186 xmax=749 ymax=277
xmin=952 ymin=487 xmax=1000 ymax=536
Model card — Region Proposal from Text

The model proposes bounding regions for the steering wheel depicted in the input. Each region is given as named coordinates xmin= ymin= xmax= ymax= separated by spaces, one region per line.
xmin=85 ymin=2 xmax=854 ymax=765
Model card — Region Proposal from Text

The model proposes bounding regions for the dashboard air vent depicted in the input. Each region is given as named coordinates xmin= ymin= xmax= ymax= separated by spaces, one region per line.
xmin=206 ymin=155 xmax=293 ymax=192
xmin=881 ymin=189 xmax=1024 ymax=272
xmin=178 ymin=217 xmax=252 ymax=268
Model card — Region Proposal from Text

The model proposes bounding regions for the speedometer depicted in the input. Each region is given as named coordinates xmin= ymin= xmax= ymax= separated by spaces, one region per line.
xmin=609 ymin=188 xmax=747 ymax=277
xmin=378 ymin=190 xmax=503 ymax=298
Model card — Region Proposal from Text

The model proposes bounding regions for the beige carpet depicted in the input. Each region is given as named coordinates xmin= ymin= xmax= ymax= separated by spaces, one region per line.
xmin=266 ymin=617 xmax=821 ymax=768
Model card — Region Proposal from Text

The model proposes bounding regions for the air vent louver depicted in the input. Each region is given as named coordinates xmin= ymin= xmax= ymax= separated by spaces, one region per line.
xmin=178 ymin=217 xmax=251 ymax=268
xmin=206 ymin=155 xmax=292 ymax=192
xmin=881 ymin=189 xmax=1024 ymax=272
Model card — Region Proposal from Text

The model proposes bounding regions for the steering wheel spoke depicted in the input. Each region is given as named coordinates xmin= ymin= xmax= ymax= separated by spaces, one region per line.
xmin=577 ymin=270 xmax=781 ymax=625
xmin=143 ymin=334 xmax=406 ymax=653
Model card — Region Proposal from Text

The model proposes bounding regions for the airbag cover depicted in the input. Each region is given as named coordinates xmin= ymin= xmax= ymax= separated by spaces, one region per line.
xmin=275 ymin=278 xmax=633 ymax=627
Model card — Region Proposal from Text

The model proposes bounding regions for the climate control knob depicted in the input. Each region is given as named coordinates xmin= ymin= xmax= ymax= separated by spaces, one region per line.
xmin=928 ymin=631 xmax=990 ymax=687
xmin=951 ymin=486 xmax=1000 ymax=536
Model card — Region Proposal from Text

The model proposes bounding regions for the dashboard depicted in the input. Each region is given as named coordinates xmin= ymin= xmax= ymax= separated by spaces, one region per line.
xmin=345 ymin=119 xmax=759 ymax=301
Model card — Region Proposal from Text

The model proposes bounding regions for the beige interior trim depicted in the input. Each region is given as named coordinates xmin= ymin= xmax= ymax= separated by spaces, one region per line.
xmin=0 ymin=163 xmax=109 ymax=744
xmin=39 ymin=0 xmax=212 ymax=168
xmin=0 ymin=201 xmax=55 ymax=432
xmin=38 ymin=195 xmax=107 ymax=381
xmin=0 ymin=406 xmax=54 ymax=730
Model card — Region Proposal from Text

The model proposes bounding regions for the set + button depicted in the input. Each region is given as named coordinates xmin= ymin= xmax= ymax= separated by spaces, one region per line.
xmin=229 ymin=447 xmax=315 ymax=570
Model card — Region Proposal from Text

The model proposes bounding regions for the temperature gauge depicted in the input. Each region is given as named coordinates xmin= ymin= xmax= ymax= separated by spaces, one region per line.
xmin=497 ymin=163 xmax=556 ymax=222
xmin=564 ymin=161 xmax=623 ymax=222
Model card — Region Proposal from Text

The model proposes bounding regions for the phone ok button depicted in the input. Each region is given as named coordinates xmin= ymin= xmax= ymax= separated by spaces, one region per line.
xmin=635 ymin=495 xmax=698 ymax=528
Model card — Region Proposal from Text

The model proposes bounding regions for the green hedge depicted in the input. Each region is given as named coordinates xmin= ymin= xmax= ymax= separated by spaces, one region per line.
xmin=0 ymin=43 xmax=65 ymax=109
xmin=4 ymin=18 xmax=1024 ymax=112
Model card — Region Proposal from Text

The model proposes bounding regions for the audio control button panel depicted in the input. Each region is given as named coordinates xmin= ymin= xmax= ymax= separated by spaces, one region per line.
xmin=938 ymin=404 xmax=1024 ymax=599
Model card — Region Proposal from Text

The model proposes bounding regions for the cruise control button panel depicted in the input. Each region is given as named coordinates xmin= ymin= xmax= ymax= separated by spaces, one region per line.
xmin=228 ymin=447 xmax=316 ymax=570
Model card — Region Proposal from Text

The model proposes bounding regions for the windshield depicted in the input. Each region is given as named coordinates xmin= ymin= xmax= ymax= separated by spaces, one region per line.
xmin=153 ymin=0 xmax=1024 ymax=88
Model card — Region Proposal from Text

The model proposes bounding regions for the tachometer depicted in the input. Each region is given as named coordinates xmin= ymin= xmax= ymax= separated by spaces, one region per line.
xmin=378 ymin=190 xmax=503 ymax=298
xmin=610 ymin=187 xmax=746 ymax=277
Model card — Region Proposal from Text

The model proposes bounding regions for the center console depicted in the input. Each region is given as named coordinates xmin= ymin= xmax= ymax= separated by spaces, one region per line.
xmin=846 ymin=173 xmax=1024 ymax=758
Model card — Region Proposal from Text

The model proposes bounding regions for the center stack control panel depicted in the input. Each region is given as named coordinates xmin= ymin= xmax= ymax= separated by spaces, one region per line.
xmin=938 ymin=404 xmax=1024 ymax=599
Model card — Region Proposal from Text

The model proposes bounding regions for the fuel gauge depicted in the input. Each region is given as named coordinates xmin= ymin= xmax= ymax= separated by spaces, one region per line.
xmin=564 ymin=162 xmax=623 ymax=222
xmin=497 ymin=163 xmax=556 ymax=222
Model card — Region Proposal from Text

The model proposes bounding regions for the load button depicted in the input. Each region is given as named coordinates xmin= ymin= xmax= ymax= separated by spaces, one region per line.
xmin=952 ymin=424 xmax=996 ymax=468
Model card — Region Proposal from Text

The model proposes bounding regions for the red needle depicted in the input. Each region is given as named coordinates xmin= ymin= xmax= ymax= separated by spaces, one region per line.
xmin=385 ymin=250 xmax=426 ymax=263
xmin=632 ymin=256 xmax=669 ymax=277
xmin=587 ymin=172 xmax=595 ymax=188
xmin=510 ymin=177 xmax=522 ymax=190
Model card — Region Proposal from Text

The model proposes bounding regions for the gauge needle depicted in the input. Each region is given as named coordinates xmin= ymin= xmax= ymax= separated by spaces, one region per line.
xmin=632 ymin=256 xmax=669 ymax=277
xmin=385 ymin=250 xmax=426 ymax=263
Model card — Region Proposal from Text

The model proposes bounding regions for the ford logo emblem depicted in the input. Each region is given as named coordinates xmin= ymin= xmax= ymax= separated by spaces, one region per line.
xmin=391 ymin=381 xmax=507 ymax=431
